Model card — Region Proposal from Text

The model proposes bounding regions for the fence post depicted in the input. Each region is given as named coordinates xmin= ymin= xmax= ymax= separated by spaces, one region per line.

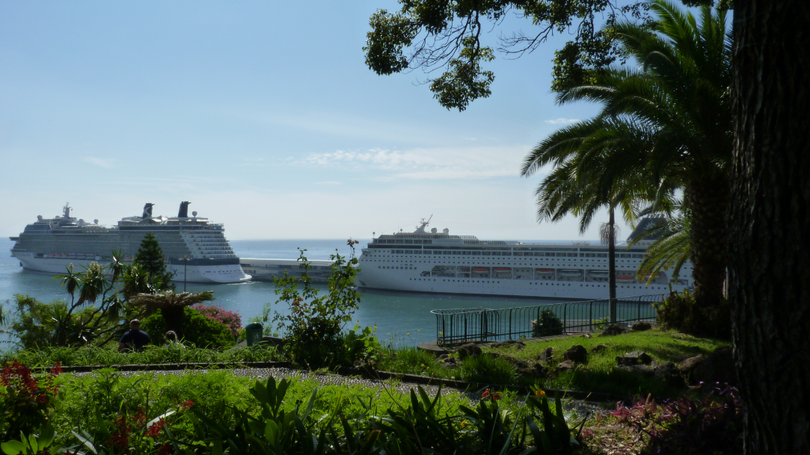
xmin=589 ymin=301 xmax=593 ymax=332
xmin=464 ymin=318 xmax=468 ymax=343
xmin=563 ymin=304 xmax=568 ymax=333
xmin=508 ymin=308 xmax=513 ymax=340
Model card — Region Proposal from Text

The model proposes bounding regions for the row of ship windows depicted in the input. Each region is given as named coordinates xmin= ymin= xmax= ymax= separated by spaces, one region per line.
xmin=371 ymin=259 xmax=670 ymax=266
xmin=370 ymin=250 xmax=643 ymax=258
xmin=407 ymin=278 xmax=667 ymax=288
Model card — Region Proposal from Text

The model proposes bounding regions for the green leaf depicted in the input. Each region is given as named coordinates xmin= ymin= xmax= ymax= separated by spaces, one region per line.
xmin=1 ymin=440 xmax=25 ymax=455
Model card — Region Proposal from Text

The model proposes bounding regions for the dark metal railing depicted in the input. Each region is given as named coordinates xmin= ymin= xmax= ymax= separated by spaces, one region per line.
xmin=431 ymin=294 xmax=665 ymax=345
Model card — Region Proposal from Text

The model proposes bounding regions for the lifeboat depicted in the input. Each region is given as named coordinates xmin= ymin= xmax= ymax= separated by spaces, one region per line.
xmin=472 ymin=267 xmax=489 ymax=272
xmin=558 ymin=269 xmax=582 ymax=276
xmin=617 ymin=275 xmax=635 ymax=282
xmin=535 ymin=268 xmax=554 ymax=273
xmin=493 ymin=267 xmax=511 ymax=272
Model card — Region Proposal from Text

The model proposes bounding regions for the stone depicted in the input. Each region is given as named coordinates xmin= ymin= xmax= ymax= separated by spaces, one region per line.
xmin=455 ymin=343 xmax=483 ymax=359
xmin=557 ymin=359 xmax=576 ymax=371
xmin=537 ymin=347 xmax=554 ymax=363
xmin=618 ymin=364 xmax=656 ymax=377
xmin=678 ymin=354 xmax=707 ymax=379
xmin=591 ymin=344 xmax=609 ymax=354
xmin=632 ymin=321 xmax=652 ymax=332
xmin=581 ymin=333 xmax=592 ymax=338
xmin=490 ymin=340 xmax=526 ymax=350
xmin=437 ymin=354 xmax=459 ymax=368
xmin=616 ymin=350 xmax=653 ymax=366
xmin=654 ymin=361 xmax=684 ymax=387
xmin=564 ymin=345 xmax=588 ymax=363
xmin=600 ymin=324 xmax=627 ymax=336
xmin=692 ymin=346 xmax=736 ymax=386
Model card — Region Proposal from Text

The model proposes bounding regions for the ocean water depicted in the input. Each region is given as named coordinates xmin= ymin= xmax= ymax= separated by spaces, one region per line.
xmin=0 ymin=238 xmax=569 ymax=347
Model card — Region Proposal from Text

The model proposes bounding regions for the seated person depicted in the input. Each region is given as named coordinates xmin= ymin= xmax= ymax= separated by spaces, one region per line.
xmin=165 ymin=330 xmax=185 ymax=348
xmin=118 ymin=319 xmax=151 ymax=352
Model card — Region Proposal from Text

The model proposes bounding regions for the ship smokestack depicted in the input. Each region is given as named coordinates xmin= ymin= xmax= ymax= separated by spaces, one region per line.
xmin=142 ymin=203 xmax=154 ymax=219
xmin=178 ymin=201 xmax=191 ymax=218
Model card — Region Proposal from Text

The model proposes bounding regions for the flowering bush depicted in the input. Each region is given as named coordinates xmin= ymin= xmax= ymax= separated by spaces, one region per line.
xmin=608 ymin=383 xmax=743 ymax=454
xmin=0 ymin=360 xmax=62 ymax=437
xmin=193 ymin=304 xmax=242 ymax=338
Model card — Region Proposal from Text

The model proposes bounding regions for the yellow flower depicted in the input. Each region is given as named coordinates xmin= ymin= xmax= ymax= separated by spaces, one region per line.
xmin=535 ymin=389 xmax=546 ymax=398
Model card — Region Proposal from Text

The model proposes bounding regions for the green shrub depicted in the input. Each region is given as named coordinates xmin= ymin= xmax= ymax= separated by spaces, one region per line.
xmin=340 ymin=325 xmax=383 ymax=367
xmin=654 ymin=291 xmax=731 ymax=339
xmin=266 ymin=243 xmax=361 ymax=368
xmin=141 ymin=307 xmax=235 ymax=349
xmin=532 ymin=309 xmax=564 ymax=337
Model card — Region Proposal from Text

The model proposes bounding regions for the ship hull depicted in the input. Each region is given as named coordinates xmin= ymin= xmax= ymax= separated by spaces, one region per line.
xmin=356 ymin=265 xmax=682 ymax=300
xmin=14 ymin=253 xmax=250 ymax=284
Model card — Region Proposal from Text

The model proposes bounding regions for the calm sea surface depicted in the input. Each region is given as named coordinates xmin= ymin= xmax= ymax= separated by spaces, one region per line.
xmin=0 ymin=238 xmax=573 ymax=347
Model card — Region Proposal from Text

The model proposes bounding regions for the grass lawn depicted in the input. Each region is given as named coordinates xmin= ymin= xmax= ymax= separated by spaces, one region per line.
xmin=378 ymin=328 xmax=731 ymax=399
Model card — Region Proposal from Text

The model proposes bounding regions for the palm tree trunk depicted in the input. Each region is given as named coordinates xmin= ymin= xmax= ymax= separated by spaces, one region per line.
xmin=608 ymin=208 xmax=617 ymax=322
xmin=160 ymin=306 xmax=185 ymax=339
xmin=685 ymin=175 xmax=730 ymax=337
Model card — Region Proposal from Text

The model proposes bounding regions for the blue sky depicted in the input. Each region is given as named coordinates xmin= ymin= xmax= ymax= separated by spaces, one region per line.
xmin=1 ymin=1 xmax=632 ymax=241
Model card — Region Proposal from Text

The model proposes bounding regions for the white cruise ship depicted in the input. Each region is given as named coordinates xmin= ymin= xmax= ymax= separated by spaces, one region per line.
xmin=356 ymin=218 xmax=692 ymax=300
xmin=9 ymin=202 xmax=250 ymax=284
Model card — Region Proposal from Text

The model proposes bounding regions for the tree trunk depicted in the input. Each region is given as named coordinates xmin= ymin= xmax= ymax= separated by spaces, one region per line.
xmin=685 ymin=173 xmax=730 ymax=337
xmin=730 ymin=1 xmax=810 ymax=453
xmin=608 ymin=208 xmax=617 ymax=322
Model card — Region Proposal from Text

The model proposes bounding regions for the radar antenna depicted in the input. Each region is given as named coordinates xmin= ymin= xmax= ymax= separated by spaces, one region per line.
xmin=414 ymin=215 xmax=433 ymax=233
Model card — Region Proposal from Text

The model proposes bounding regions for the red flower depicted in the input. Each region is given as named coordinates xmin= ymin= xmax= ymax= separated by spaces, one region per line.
xmin=145 ymin=419 xmax=167 ymax=438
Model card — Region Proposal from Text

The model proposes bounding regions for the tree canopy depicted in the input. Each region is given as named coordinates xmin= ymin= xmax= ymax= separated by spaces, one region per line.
xmin=364 ymin=0 xmax=732 ymax=110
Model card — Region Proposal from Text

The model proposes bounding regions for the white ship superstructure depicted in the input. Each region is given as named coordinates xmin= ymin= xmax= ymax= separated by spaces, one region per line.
xmin=356 ymin=218 xmax=692 ymax=299
xmin=9 ymin=202 xmax=250 ymax=284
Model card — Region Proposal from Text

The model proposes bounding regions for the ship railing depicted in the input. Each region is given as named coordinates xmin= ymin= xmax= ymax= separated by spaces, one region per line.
xmin=430 ymin=293 xmax=666 ymax=346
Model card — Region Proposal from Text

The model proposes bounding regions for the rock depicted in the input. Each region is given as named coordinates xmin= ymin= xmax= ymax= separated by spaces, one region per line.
xmin=619 ymin=364 xmax=656 ymax=376
xmin=490 ymin=340 xmax=526 ymax=350
xmin=591 ymin=344 xmax=609 ymax=354
xmin=557 ymin=359 xmax=576 ymax=371
xmin=455 ymin=343 xmax=483 ymax=359
xmin=632 ymin=321 xmax=652 ymax=332
xmin=692 ymin=346 xmax=736 ymax=386
xmin=537 ymin=347 xmax=554 ymax=363
xmin=581 ymin=333 xmax=592 ymax=339
xmin=616 ymin=350 xmax=653 ymax=366
xmin=600 ymin=324 xmax=627 ymax=337
xmin=654 ymin=361 xmax=684 ymax=387
xmin=564 ymin=345 xmax=588 ymax=363
xmin=678 ymin=354 xmax=707 ymax=381
xmin=437 ymin=354 xmax=459 ymax=368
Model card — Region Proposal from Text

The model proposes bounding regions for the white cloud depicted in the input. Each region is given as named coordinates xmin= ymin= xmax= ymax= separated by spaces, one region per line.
xmin=84 ymin=157 xmax=115 ymax=168
xmin=545 ymin=118 xmax=580 ymax=125
xmin=295 ymin=145 xmax=531 ymax=181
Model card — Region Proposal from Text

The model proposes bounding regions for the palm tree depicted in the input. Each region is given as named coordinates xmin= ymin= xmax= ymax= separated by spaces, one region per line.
xmin=129 ymin=290 xmax=215 ymax=338
xmin=523 ymin=114 xmax=676 ymax=320
xmin=525 ymin=0 xmax=732 ymax=320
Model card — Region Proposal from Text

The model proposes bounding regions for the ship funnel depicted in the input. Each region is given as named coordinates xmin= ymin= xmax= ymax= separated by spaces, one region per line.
xmin=142 ymin=203 xmax=154 ymax=219
xmin=178 ymin=201 xmax=191 ymax=218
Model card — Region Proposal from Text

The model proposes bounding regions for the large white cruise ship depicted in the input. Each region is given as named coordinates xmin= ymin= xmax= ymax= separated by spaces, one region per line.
xmin=9 ymin=202 xmax=250 ymax=284
xmin=356 ymin=218 xmax=692 ymax=300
